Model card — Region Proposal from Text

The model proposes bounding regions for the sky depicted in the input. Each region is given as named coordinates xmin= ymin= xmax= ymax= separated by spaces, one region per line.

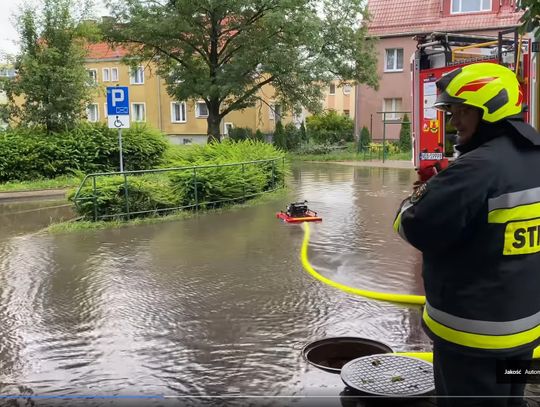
xmin=0 ymin=0 xmax=109 ymax=58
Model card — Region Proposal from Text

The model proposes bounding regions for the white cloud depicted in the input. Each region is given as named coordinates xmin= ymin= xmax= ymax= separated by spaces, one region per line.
xmin=0 ymin=0 xmax=110 ymax=58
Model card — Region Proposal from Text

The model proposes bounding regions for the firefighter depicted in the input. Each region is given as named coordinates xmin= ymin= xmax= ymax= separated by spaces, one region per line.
xmin=393 ymin=62 xmax=540 ymax=406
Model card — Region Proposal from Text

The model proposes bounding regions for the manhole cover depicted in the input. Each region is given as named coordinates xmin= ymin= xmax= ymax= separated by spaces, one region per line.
xmin=341 ymin=354 xmax=434 ymax=396
xmin=302 ymin=337 xmax=393 ymax=373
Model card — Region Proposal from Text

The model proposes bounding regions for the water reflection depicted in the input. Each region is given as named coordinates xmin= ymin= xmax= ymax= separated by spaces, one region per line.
xmin=0 ymin=162 xmax=430 ymax=402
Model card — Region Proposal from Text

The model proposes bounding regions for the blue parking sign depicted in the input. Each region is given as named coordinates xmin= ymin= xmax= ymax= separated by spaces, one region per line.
xmin=106 ymin=87 xmax=129 ymax=116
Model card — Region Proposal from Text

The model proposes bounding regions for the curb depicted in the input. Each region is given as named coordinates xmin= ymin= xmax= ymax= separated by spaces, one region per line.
xmin=322 ymin=160 xmax=414 ymax=169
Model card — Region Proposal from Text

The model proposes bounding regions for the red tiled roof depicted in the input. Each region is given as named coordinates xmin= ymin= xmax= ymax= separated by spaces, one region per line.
xmin=86 ymin=43 xmax=129 ymax=60
xmin=368 ymin=0 xmax=523 ymax=37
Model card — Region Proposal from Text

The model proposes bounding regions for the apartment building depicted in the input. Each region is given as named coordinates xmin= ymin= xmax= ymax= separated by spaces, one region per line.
xmin=85 ymin=43 xmax=355 ymax=144
xmin=356 ymin=0 xmax=527 ymax=141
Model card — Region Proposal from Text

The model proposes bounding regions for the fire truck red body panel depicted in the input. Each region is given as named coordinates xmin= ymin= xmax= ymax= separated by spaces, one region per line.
xmin=412 ymin=32 xmax=532 ymax=178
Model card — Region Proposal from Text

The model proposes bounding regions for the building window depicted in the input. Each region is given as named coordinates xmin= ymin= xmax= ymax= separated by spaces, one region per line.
xmin=111 ymin=67 xmax=119 ymax=82
xmin=329 ymin=83 xmax=336 ymax=95
xmin=131 ymin=103 xmax=146 ymax=122
xmin=102 ymin=68 xmax=110 ymax=82
xmin=269 ymin=103 xmax=282 ymax=121
xmin=130 ymin=66 xmax=144 ymax=84
xmin=343 ymin=109 xmax=350 ymax=117
xmin=171 ymin=102 xmax=187 ymax=123
xmin=86 ymin=104 xmax=99 ymax=122
xmin=223 ymin=122 xmax=234 ymax=136
xmin=343 ymin=84 xmax=352 ymax=95
xmin=383 ymin=98 xmax=402 ymax=120
xmin=195 ymin=101 xmax=208 ymax=118
xmin=451 ymin=0 xmax=491 ymax=13
xmin=385 ymin=49 xmax=404 ymax=72
xmin=183 ymin=138 xmax=193 ymax=145
xmin=87 ymin=69 xmax=97 ymax=84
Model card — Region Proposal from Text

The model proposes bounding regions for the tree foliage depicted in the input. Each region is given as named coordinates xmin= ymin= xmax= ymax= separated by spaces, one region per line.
xmin=0 ymin=0 xmax=99 ymax=133
xmin=518 ymin=0 xmax=540 ymax=38
xmin=103 ymin=0 xmax=378 ymax=141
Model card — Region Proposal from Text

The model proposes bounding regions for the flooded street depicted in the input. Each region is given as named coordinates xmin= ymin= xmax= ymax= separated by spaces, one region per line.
xmin=0 ymin=163 xmax=431 ymax=405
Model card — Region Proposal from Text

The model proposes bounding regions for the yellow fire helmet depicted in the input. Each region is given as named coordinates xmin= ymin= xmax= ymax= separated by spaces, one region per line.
xmin=434 ymin=62 xmax=523 ymax=123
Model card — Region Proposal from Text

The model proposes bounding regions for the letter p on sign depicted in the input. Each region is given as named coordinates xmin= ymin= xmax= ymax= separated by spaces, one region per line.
xmin=112 ymin=89 xmax=124 ymax=106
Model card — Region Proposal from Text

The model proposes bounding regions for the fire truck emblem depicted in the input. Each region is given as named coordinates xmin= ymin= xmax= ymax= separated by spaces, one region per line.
xmin=423 ymin=119 xmax=439 ymax=134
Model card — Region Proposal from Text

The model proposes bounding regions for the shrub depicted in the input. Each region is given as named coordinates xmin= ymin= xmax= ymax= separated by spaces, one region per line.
xmin=228 ymin=127 xmax=253 ymax=141
xmin=70 ymin=139 xmax=286 ymax=220
xmin=272 ymin=121 xmax=287 ymax=151
xmin=358 ymin=126 xmax=371 ymax=152
xmin=398 ymin=114 xmax=412 ymax=152
xmin=0 ymin=123 xmax=169 ymax=182
xmin=369 ymin=142 xmax=400 ymax=155
xmin=119 ymin=124 xmax=170 ymax=170
xmin=284 ymin=123 xmax=302 ymax=151
xmin=69 ymin=175 xmax=179 ymax=220
xmin=253 ymin=129 xmax=265 ymax=142
xmin=306 ymin=110 xmax=354 ymax=144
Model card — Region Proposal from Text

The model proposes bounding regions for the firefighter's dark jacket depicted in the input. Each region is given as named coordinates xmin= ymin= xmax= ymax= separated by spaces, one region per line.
xmin=394 ymin=119 xmax=540 ymax=353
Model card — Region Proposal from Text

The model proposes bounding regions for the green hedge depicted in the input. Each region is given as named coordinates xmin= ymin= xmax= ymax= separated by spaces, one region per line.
xmin=70 ymin=139 xmax=286 ymax=220
xmin=69 ymin=175 xmax=179 ymax=219
xmin=0 ymin=123 xmax=169 ymax=182
xmin=306 ymin=110 xmax=354 ymax=144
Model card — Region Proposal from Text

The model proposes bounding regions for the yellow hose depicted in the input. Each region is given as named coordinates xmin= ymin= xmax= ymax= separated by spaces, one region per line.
xmin=301 ymin=223 xmax=425 ymax=305
xmin=300 ymin=222 xmax=540 ymax=360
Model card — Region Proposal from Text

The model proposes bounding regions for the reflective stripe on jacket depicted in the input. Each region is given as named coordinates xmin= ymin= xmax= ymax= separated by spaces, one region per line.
xmin=394 ymin=120 xmax=540 ymax=351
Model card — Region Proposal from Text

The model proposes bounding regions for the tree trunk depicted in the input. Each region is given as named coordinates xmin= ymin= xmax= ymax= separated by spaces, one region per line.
xmin=206 ymin=100 xmax=222 ymax=143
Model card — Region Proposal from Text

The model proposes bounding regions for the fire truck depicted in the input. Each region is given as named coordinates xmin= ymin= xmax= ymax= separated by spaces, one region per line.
xmin=412 ymin=29 xmax=534 ymax=180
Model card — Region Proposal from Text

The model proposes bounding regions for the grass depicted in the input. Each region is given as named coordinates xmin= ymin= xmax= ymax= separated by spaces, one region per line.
xmin=0 ymin=175 xmax=83 ymax=193
xmin=46 ymin=187 xmax=288 ymax=234
xmin=290 ymin=148 xmax=412 ymax=162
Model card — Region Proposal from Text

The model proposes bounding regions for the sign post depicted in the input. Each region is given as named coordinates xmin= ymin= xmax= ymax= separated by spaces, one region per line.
xmin=106 ymin=86 xmax=130 ymax=172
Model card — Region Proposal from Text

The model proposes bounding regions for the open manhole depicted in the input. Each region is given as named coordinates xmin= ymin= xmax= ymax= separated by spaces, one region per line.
xmin=341 ymin=354 xmax=434 ymax=396
xmin=302 ymin=337 xmax=394 ymax=374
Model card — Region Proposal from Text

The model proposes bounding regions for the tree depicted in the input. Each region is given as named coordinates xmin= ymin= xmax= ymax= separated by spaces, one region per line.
xmin=103 ymin=0 xmax=378 ymax=142
xmin=1 ymin=0 xmax=97 ymax=133
xmin=518 ymin=0 xmax=540 ymax=38
xmin=398 ymin=113 xmax=411 ymax=153
xmin=299 ymin=121 xmax=307 ymax=143
xmin=272 ymin=121 xmax=286 ymax=150
xmin=358 ymin=125 xmax=370 ymax=151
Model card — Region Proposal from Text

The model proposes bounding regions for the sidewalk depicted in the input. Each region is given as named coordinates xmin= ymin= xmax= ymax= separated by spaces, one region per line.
xmin=323 ymin=160 xmax=414 ymax=169
xmin=0 ymin=189 xmax=67 ymax=202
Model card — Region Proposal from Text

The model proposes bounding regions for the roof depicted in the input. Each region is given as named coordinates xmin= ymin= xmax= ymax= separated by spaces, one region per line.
xmin=85 ymin=43 xmax=129 ymax=60
xmin=367 ymin=0 xmax=523 ymax=37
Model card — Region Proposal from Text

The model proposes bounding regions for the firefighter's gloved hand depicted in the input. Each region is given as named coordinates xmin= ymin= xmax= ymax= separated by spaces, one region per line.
xmin=417 ymin=164 xmax=438 ymax=182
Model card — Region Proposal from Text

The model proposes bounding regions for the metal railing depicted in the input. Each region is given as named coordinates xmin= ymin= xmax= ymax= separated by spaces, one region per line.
xmin=72 ymin=157 xmax=286 ymax=221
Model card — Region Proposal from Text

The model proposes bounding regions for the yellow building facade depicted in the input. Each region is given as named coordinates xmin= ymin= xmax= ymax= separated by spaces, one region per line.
xmin=85 ymin=44 xmax=355 ymax=143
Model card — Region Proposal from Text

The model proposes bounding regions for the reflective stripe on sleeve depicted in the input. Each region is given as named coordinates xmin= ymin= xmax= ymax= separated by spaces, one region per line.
xmin=393 ymin=200 xmax=413 ymax=242
xmin=423 ymin=302 xmax=540 ymax=350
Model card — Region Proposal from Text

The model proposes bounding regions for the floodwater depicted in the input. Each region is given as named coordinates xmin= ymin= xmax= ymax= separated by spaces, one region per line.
xmin=0 ymin=163 xmax=432 ymax=406
xmin=0 ymin=196 xmax=74 ymax=240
